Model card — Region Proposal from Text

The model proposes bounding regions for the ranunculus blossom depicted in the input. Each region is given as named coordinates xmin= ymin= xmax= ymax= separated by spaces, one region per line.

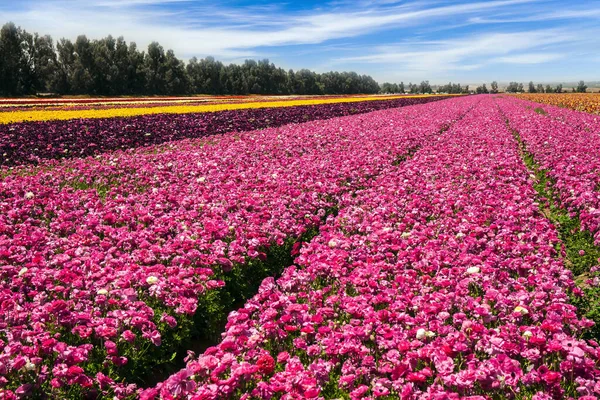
xmin=256 ymin=354 xmax=275 ymax=375
xmin=146 ymin=276 xmax=159 ymax=285
xmin=4 ymin=95 xmax=600 ymax=399
xmin=514 ymin=306 xmax=529 ymax=315
xmin=466 ymin=266 xmax=480 ymax=274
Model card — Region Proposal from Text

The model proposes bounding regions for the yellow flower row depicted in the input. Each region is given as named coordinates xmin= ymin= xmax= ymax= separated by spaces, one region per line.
xmin=0 ymin=95 xmax=450 ymax=124
xmin=516 ymin=93 xmax=600 ymax=115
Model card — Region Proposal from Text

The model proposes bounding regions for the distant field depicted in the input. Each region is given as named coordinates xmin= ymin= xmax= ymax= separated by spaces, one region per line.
xmin=516 ymin=92 xmax=600 ymax=114
xmin=0 ymin=94 xmax=452 ymax=124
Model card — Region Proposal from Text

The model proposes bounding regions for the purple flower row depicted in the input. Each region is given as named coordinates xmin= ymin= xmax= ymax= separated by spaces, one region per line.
xmin=0 ymin=98 xmax=475 ymax=398
xmin=0 ymin=97 xmax=447 ymax=167
xmin=497 ymin=96 xmax=600 ymax=246
xmin=149 ymin=97 xmax=600 ymax=399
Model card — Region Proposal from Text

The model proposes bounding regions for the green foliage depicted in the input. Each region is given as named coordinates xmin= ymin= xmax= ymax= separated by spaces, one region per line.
xmin=555 ymin=84 xmax=563 ymax=93
xmin=506 ymin=82 xmax=523 ymax=93
xmin=536 ymin=83 xmax=545 ymax=93
xmin=0 ymin=21 xmax=381 ymax=96
xmin=576 ymin=80 xmax=588 ymax=93
xmin=380 ymin=82 xmax=404 ymax=94
xmin=476 ymin=84 xmax=489 ymax=94
xmin=490 ymin=81 xmax=499 ymax=94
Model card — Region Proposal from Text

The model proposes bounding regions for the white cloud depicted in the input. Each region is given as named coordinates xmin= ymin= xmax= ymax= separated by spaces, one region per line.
xmin=339 ymin=29 xmax=580 ymax=74
xmin=493 ymin=53 xmax=563 ymax=64
xmin=2 ymin=0 xmax=538 ymax=59
xmin=468 ymin=8 xmax=600 ymax=24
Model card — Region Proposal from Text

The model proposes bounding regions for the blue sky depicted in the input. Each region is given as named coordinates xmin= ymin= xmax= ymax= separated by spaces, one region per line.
xmin=1 ymin=0 xmax=599 ymax=84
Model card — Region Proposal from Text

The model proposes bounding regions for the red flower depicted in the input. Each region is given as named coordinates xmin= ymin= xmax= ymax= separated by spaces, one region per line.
xmin=256 ymin=354 xmax=275 ymax=375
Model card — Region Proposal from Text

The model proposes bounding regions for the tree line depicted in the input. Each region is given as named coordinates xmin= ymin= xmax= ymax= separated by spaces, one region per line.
xmin=0 ymin=22 xmax=380 ymax=96
xmin=475 ymin=81 xmax=588 ymax=94
xmin=380 ymin=81 xmax=439 ymax=94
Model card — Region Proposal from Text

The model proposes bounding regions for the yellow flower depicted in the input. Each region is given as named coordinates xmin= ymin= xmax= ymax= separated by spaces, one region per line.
xmin=0 ymin=95 xmax=455 ymax=124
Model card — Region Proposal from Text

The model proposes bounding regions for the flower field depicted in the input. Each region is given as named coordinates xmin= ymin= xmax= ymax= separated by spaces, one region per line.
xmin=516 ymin=93 xmax=600 ymax=115
xmin=0 ymin=95 xmax=448 ymax=125
xmin=2 ymin=94 xmax=600 ymax=399
xmin=0 ymin=95 xmax=446 ymax=167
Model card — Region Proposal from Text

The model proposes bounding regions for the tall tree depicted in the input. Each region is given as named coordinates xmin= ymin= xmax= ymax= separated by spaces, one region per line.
xmin=576 ymin=80 xmax=587 ymax=93
xmin=145 ymin=41 xmax=167 ymax=95
xmin=490 ymin=81 xmax=499 ymax=94
xmin=536 ymin=84 xmax=544 ymax=93
xmin=0 ymin=22 xmax=24 ymax=95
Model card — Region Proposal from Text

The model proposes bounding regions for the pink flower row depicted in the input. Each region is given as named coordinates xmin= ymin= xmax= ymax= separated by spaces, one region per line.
xmin=497 ymin=96 xmax=600 ymax=246
xmin=0 ymin=97 xmax=475 ymax=398
xmin=149 ymin=96 xmax=600 ymax=399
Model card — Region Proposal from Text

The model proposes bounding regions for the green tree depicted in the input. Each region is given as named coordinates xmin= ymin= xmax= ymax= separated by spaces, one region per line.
xmin=576 ymin=80 xmax=587 ymax=93
xmin=145 ymin=41 xmax=167 ymax=95
xmin=0 ymin=22 xmax=25 ymax=95
xmin=0 ymin=21 xmax=384 ymax=97
xmin=536 ymin=84 xmax=544 ymax=93
xmin=490 ymin=81 xmax=499 ymax=94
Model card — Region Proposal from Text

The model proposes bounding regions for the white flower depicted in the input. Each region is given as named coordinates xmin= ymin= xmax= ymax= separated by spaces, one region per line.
xmin=514 ymin=306 xmax=529 ymax=315
xmin=146 ymin=276 xmax=159 ymax=285
xmin=21 ymin=359 xmax=35 ymax=372
xmin=456 ymin=232 xmax=465 ymax=238
xmin=425 ymin=330 xmax=436 ymax=338
xmin=24 ymin=192 xmax=34 ymax=199
xmin=523 ymin=330 xmax=533 ymax=338
xmin=416 ymin=328 xmax=426 ymax=340
xmin=466 ymin=266 xmax=480 ymax=274
xmin=97 ymin=288 xmax=109 ymax=296
xmin=401 ymin=232 xmax=411 ymax=238
xmin=18 ymin=267 xmax=28 ymax=276
xmin=328 ymin=240 xmax=337 ymax=248
xmin=197 ymin=177 xmax=206 ymax=183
